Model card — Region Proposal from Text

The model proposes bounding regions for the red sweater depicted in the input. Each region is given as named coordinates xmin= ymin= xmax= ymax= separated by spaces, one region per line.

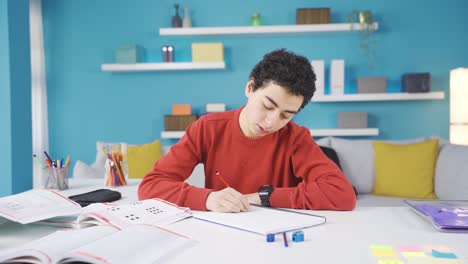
xmin=138 ymin=108 xmax=356 ymax=211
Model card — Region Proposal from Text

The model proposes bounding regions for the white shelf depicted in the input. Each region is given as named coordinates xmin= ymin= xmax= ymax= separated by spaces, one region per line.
xmin=101 ymin=62 xmax=225 ymax=72
xmin=159 ymin=23 xmax=378 ymax=36
xmin=161 ymin=128 xmax=379 ymax=139
xmin=309 ymin=128 xmax=379 ymax=137
xmin=312 ymin=92 xmax=445 ymax=102
xmin=161 ymin=131 xmax=186 ymax=139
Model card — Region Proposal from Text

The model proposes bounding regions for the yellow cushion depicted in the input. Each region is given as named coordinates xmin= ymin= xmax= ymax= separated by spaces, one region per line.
xmin=126 ymin=140 xmax=163 ymax=179
xmin=372 ymin=139 xmax=439 ymax=199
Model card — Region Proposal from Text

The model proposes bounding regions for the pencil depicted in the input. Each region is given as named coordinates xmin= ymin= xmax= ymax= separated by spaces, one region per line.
xmin=33 ymin=154 xmax=46 ymax=168
xmin=283 ymin=232 xmax=288 ymax=247
xmin=215 ymin=170 xmax=230 ymax=187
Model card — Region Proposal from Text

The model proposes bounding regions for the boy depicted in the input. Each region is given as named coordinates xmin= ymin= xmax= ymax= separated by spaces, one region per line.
xmin=138 ymin=49 xmax=356 ymax=212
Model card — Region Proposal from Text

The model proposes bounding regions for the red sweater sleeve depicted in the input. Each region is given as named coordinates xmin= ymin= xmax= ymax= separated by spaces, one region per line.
xmin=138 ymin=118 xmax=213 ymax=210
xmin=270 ymin=130 xmax=356 ymax=211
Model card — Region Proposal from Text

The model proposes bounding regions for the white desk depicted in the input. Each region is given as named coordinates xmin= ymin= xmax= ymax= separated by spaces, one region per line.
xmin=1 ymin=179 xmax=467 ymax=264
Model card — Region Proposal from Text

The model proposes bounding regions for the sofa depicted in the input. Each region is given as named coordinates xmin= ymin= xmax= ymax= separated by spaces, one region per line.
xmin=73 ymin=136 xmax=468 ymax=208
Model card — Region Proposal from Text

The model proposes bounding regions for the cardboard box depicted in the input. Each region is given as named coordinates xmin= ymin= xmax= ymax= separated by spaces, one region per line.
xmin=115 ymin=45 xmax=145 ymax=63
xmin=165 ymin=115 xmax=197 ymax=131
xmin=337 ymin=112 xmax=368 ymax=129
xmin=296 ymin=8 xmax=330 ymax=24
xmin=172 ymin=104 xmax=192 ymax=116
xmin=357 ymin=77 xmax=387 ymax=93
xmin=192 ymin=43 xmax=224 ymax=62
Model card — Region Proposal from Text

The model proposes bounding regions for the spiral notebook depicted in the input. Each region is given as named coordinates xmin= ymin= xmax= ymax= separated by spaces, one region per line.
xmin=404 ymin=199 xmax=468 ymax=232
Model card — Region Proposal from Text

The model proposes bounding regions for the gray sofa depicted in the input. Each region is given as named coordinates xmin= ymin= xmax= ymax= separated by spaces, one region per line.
xmin=316 ymin=136 xmax=468 ymax=207
xmin=180 ymin=136 xmax=468 ymax=208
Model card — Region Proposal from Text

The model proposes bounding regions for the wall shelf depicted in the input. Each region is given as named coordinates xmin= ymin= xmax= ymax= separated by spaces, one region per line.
xmin=312 ymin=92 xmax=445 ymax=102
xmin=101 ymin=62 xmax=226 ymax=72
xmin=159 ymin=23 xmax=378 ymax=36
xmin=161 ymin=128 xmax=379 ymax=139
xmin=309 ymin=128 xmax=379 ymax=137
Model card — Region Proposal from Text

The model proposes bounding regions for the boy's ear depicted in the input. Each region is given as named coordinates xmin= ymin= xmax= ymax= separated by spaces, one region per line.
xmin=244 ymin=79 xmax=254 ymax=97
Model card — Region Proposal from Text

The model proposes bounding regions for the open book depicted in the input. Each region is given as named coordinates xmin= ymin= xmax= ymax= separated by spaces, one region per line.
xmin=0 ymin=189 xmax=191 ymax=229
xmin=404 ymin=199 xmax=468 ymax=232
xmin=0 ymin=189 xmax=82 ymax=224
xmin=39 ymin=198 xmax=192 ymax=229
xmin=193 ymin=205 xmax=326 ymax=235
xmin=0 ymin=224 xmax=195 ymax=264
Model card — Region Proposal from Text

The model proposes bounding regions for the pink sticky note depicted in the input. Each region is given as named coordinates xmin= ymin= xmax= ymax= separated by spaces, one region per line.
xmin=397 ymin=245 xmax=421 ymax=252
xmin=423 ymin=245 xmax=451 ymax=253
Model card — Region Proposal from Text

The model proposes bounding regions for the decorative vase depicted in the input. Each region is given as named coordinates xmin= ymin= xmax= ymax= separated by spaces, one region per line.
xmin=250 ymin=12 xmax=262 ymax=26
xmin=171 ymin=4 xmax=182 ymax=28
xmin=182 ymin=7 xmax=192 ymax=28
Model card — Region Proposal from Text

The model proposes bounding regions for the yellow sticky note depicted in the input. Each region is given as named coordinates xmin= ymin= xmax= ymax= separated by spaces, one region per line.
xmin=373 ymin=251 xmax=398 ymax=258
xmin=371 ymin=245 xmax=394 ymax=251
xmin=378 ymin=260 xmax=404 ymax=264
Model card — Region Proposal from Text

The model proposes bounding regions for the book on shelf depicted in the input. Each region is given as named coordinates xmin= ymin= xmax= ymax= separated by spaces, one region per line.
xmin=0 ymin=224 xmax=195 ymax=264
xmin=0 ymin=189 xmax=192 ymax=229
xmin=193 ymin=204 xmax=326 ymax=235
xmin=404 ymin=199 xmax=468 ymax=232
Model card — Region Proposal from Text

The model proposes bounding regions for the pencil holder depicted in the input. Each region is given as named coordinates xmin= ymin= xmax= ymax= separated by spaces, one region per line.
xmin=104 ymin=144 xmax=128 ymax=187
xmin=42 ymin=167 xmax=69 ymax=190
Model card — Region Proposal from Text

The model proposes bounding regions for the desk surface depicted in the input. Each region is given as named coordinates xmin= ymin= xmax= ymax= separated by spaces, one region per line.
xmin=1 ymin=179 xmax=467 ymax=264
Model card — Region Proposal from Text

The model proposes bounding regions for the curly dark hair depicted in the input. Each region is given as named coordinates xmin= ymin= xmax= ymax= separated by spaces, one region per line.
xmin=249 ymin=49 xmax=316 ymax=110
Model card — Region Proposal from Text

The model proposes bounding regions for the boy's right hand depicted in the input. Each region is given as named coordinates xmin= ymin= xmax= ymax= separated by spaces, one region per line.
xmin=206 ymin=187 xmax=250 ymax=213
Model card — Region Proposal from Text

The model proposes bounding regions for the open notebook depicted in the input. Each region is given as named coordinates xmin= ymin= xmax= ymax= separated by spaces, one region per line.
xmin=193 ymin=205 xmax=326 ymax=235
xmin=0 ymin=224 xmax=195 ymax=264
xmin=404 ymin=199 xmax=468 ymax=232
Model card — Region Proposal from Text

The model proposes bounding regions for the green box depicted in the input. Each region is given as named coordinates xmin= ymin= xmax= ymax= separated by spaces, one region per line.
xmin=115 ymin=45 xmax=145 ymax=63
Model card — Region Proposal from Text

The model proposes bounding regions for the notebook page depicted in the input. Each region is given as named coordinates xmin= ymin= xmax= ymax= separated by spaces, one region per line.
xmin=0 ymin=190 xmax=82 ymax=224
xmin=0 ymin=225 xmax=117 ymax=263
xmin=193 ymin=205 xmax=326 ymax=235
xmin=59 ymin=225 xmax=195 ymax=264
xmin=77 ymin=198 xmax=192 ymax=229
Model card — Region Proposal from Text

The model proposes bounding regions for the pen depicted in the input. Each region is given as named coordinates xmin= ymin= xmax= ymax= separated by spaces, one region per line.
xmin=215 ymin=170 xmax=230 ymax=187
xmin=283 ymin=232 xmax=288 ymax=248
xmin=43 ymin=151 xmax=53 ymax=164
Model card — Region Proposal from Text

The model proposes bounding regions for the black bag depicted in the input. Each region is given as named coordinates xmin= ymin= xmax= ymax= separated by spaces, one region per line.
xmin=68 ymin=189 xmax=122 ymax=207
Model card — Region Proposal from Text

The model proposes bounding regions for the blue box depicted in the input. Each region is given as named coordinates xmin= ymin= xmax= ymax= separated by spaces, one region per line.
xmin=115 ymin=45 xmax=145 ymax=63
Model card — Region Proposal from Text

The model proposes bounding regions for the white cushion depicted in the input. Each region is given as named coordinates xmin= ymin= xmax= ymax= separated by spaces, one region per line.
xmin=72 ymin=160 xmax=102 ymax=179
xmin=435 ymin=143 xmax=468 ymax=199
xmin=315 ymin=136 xmax=331 ymax=147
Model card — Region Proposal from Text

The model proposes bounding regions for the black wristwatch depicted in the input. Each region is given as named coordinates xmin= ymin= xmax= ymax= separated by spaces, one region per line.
xmin=258 ymin=184 xmax=274 ymax=207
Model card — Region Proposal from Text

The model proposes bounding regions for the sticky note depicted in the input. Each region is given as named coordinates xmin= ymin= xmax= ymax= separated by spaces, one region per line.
xmin=432 ymin=249 xmax=457 ymax=259
xmin=402 ymin=252 xmax=427 ymax=257
xmin=378 ymin=260 xmax=404 ymax=264
xmin=373 ymin=251 xmax=398 ymax=258
xmin=397 ymin=245 xmax=421 ymax=252
xmin=424 ymin=245 xmax=451 ymax=253
xmin=370 ymin=245 xmax=394 ymax=251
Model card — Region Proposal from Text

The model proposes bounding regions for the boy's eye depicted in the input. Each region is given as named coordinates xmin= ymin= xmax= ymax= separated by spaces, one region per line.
xmin=263 ymin=104 xmax=274 ymax=110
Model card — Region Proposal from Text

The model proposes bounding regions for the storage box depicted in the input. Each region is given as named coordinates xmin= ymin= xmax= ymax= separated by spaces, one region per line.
xmin=192 ymin=43 xmax=224 ymax=62
xmin=115 ymin=45 xmax=145 ymax=63
xmin=296 ymin=8 xmax=330 ymax=24
xmin=337 ymin=112 xmax=368 ymax=129
xmin=172 ymin=104 xmax=192 ymax=116
xmin=357 ymin=77 xmax=387 ymax=93
xmin=165 ymin=115 xmax=197 ymax=131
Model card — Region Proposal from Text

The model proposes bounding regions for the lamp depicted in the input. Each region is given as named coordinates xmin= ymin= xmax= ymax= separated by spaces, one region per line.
xmin=450 ymin=68 xmax=468 ymax=145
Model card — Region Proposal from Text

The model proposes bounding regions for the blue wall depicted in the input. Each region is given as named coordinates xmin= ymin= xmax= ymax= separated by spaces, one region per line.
xmin=0 ymin=0 xmax=12 ymax=196
xmin=41 ymin=0 xmax=468 ymax=166
xmin=0 ymin=0 xmax=32 ymax=196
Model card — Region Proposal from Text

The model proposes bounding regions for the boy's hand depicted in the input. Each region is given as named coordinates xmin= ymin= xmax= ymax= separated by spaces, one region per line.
xmin=206 ymin=187 xmax=250 ymax=213
xmin=245 ymin=192 xmax=261 ymax=205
